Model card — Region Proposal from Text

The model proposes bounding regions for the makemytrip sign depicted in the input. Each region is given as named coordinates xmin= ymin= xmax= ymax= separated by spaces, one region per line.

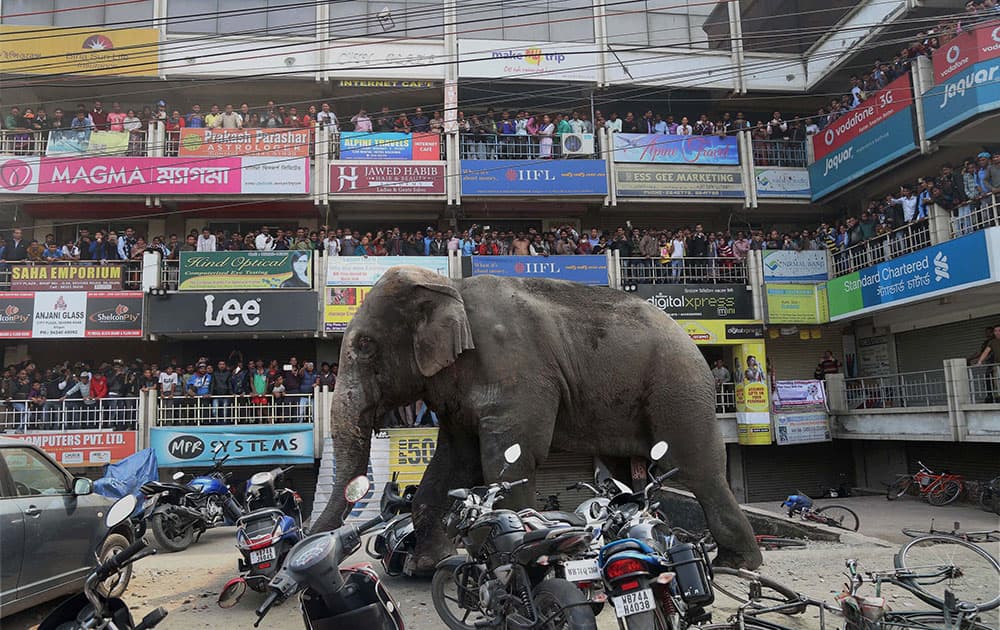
xmin=468 ymin=256 xmax=609 ymax=285
xmin=635 ymin=285 xmax=753 ymax=319
xmin=460 ymin=160 xmax=607 ymax=196
xmin=178 ymin=128 xmax=310 ymax=157
xmin=457 ymin=40 xmax=598 ymax=82
xmin=150 ymin=424 xmax=314 ymax=467
xmin=339 ymin=132 xmax=440 ymax=160
xmin=765 ymin=284 xmax=829 ymax=324
xmin=826 ymin=228 xmax=998 ymax=320
xmin=146 ymin=291 xmax=318 ymax=334
xmin=811 ymin=75 xmax=913 ymax=161
xmin=11 ymin=263 xmax=123 ymax=291
xmin=330 ymin=162 xmax=445 ymax=195
xmin=611 ymin=134 xmax=739 ymax=165
xmin=615 ymin=164 xmax=744 ymax=199
xmin=0 ymin=291 xmax=142 ymax=338
xmin=2 ymin=431 xmax=138 ymax=467
xmin=179 ymin=251 xmax=312 ymax=290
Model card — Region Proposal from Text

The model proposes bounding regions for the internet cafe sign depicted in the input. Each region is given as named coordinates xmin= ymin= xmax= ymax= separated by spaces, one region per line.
xmin=147 ymin=291 xmax=318 ymax=334
xmin=178 ymin=251 xmax=313 ymax=290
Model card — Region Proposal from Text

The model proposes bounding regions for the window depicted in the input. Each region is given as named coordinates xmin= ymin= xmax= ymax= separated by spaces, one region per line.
xmin=1 ymin=448 xmax=68 ymax=496
xmin=1 ymin=0 xmax=154 ymax=27
xmin=329 ymin=0 xmax=445 ymax=39
xmin=606 ymin=0 xmax=713 ymax=49
xmin=167 ymin=0 xmax=313 ymax=36
xmin=462 ymin=0 xmax=594 ymax=42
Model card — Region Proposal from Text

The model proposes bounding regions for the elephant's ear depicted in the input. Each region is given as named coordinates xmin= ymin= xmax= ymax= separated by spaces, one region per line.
xmin=413 ymin=281 xmax=475 ymax=377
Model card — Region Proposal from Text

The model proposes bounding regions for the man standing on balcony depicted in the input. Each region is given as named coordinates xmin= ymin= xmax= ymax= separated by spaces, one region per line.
xmin=815 ymin=351 xmax=841 ymax=380
xmin=197 ymin=227 xmax=216 ymax=252
xmin=211 ymin=361 xmax=232 ymax=423
xmin=90 ymin=101 xmax=108 ymax=130
xmin=711 ymin=359 xmax=731 ymax=414
xmin=409 ymin=107 xmax=430 ymax=133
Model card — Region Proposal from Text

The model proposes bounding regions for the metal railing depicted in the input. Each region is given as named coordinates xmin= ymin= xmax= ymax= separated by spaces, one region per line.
xmin=968 ymin=363 xmax=1000 ymax=404
xmin=154 ymin=393 xmax=314 ymax=426
xmin=0 ymin=397 xmax=139 ymax=431
xmin=0 ymin=260 xmax=143 ymax=290
xmin=459 ymin=133 xmax=594 ymax=160
xmin=844 ymin=369 xmax=947 ymax=409
xmin=0 ymin=129 xmax=148 ymax=157
xmin=951 ymin=193 xmax=1000 ymax=238
xmin=716 ymin=382 xmax=736 ymax=414
xmin=620 ymin=256 xmax=748 ymax=285
xmin=832 ymin=219 xmax=931 ymax=277
xmin=751 ymin=139 xmax=807 ymax=168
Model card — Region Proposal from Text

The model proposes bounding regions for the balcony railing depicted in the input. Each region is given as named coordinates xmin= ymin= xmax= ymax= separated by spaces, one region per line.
xmin=620 ymin=256 xmax=748 ymax=285
xmin=0 ymin=260 xmax=143 ymax=290
xmin=0 ymin=397 xmax=139 ymax=432
xmin=154 ymin=393 xmax=314 ymax=426
xmin=751 ymin=139 xmax=807 ymax=168
xmin=952 ymin=193 xmax=1000 ymax=238
xmin=459 ymin=133 xmax=594 ymax=160
xmin=716 ymin=382 xmax=736 ymax=414
xmin=831 ymin=219 xmax=931 ymax=278
xmin=968 ymin=363 xmax=999 ymax=404
xmin=844 ymin=369 xmax=947 ymax=409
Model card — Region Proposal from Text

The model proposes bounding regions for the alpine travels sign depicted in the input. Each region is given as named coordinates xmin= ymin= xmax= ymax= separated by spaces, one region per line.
xmin=147 ymin=291 xmax=318 ymax=334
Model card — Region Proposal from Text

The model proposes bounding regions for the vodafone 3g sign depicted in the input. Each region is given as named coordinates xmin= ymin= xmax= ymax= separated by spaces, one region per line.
xmin=933 ymin=20 xmax=1000 ymax=83
xmin=811 ymin=74 xmax=913 ymax=160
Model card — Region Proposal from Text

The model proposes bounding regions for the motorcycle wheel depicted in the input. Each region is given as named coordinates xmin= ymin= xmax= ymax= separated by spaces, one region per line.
xmin=532 ymin=579 xmax=599 ymax=630
xmin=151 ymin=509 xmax=195 ymax=552
xmin=431 ymin=564 xmax=486 ymax=630
xmin=96 ymin=533 xmax=132 ymax=598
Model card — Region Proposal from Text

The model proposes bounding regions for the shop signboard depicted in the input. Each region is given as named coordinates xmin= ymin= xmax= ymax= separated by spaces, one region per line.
xmin=324 ymin=286 xmax=369 ymax=333
xmin=178 ymin=128 xmax=311 ymax=157
xmin=754 ymin=167 xmax=811 ymax=198
xmin=336 ymin=80 xmax=437 ymax=88
xmin=762 ymin=250 xmax=829 ymax=282
xmin=178 ymin=251 xmax=312 ymax=290
xmin=147 ymin=291 xmax=318 ymax=334
xmin=45 ymin=130 xmax=129 ymax=156
xmin=150 ymin=423 xmax=314 ymax=467
xmin=857 ymin=335 xmax=892 ymax=377
xmin=0 ymin=156 xmax=309 ymax=195
xmin=457 ymin=40 xmax=598 ymax=82
xmin=923 ymin=35 xmax=1000 ymax=140
xmin=635 ymin=285 xmax=753 ymax=319
xmin=808 ymin=75 xmax=916 ymax=200
xmin=931 ymin=20 xmax=1000 ymax=83
xmin=673 ymin=320 xmax=764 ymax=345
xmin=734 ymin=343 xmax=771 ymax=445
xmin=338 ymin=132 xmax=440 ymax=160
xmin=10 ymin=263 xmax=123 ymax=291
xmin=1 ymin=431 xmax=138 ymax=467
xmin=460 ymin=160 xmax=607 ymax=196
xmin=774 ymin=412 xmax=831 ymax=445
xmin=325 ymin=256 xmax=449 ymax=286
xmin=389 ymin=428 xmax=438 ymax=487
xmin=826 ymin=229 xmax=998 ymax=320
xmin=468 ymin=256 xmax=609 ymax=285
xmin=0 ymin=291 xmax=142 ymax=338
xmin=615 ymin=164 xmax=744 ymax=199
xmin=765 ymin=283 xmax=829 ymax=324
xmin=0 ymin=25 xmax=160 ymax=77
xmin=611 ymin=134 xmax=739 ymax=165
xmin=330 ymin=162 xmax=446 ymax=195
xmin=772 ymin=380 xmax=827 ymax=411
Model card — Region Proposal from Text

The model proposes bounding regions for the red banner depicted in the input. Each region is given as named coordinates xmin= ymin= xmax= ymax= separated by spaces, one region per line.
xmin=330 ymin=162 xmax=446 ymax=195
xmin=412 ymin=132 xmax=441 ymax=160
xmin=811 ymin=74 xmax=912 ymax=160
xmin=934 ymin=20 xmax=1000 ymax=83
xmin=2 ymin=431 xmax=137 ymax=467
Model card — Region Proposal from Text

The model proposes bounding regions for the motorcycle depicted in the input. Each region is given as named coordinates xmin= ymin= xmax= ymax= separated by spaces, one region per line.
xmin=366 ymin=471 xmax=419 ymax=576
xmin=177 ymin=446 xmax=244 ymax=528
xmin=40 ymin=494 xmax=168 ymax=630
xmin=431 ymin=444 xmax=598 ymax=630
xmin=219 ymin=466 xmax=305 ymax=598
xmin=243 ymin=474 xmax=408 ymax=629
xmin=598 ymin=442 xmax=715 ymax=630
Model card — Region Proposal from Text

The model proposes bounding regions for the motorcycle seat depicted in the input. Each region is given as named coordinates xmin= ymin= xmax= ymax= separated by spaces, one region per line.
xmin=522 ymin=525 xmax=584 ymax=544
xmin=142 ymin=481 xmax=189 ymax=493
xmin=538 ymin=511 xmax=587 ymax=527
xmin=237 ymin=507 xmax=285 ymax=525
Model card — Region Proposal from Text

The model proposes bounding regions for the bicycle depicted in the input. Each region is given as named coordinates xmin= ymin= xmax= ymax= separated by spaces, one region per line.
xmin=978 ymin=476 xmax=1000 ymax=515
xmin=669 ymin=527 xmax=807 ymax=552
xmin=901 ymin=519 xmax=1000 ymax=544
xmin=887 ymin=461 xmax=965 ymax=506
xmin=781 ymin=493 xmax=860 ymax=532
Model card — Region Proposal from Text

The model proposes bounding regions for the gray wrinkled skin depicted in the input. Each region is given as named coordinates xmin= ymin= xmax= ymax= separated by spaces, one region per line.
xmin=312 ymin=266 xmax=762 ymax=571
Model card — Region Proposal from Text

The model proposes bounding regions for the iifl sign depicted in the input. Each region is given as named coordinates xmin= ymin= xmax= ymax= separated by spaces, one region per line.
xmin=810 ymin=74 xmax=913 ymax=161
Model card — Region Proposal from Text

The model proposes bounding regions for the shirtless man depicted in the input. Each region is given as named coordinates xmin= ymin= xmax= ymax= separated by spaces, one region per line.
xmin=511 ymin=232 xmax=531 ymax=255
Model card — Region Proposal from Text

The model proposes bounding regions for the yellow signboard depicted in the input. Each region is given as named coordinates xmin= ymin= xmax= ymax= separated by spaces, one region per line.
xmin=734 ymin=342 xmax=772 ymax=445
xmin=324 ymin=286 xmax=370 ymax=333
xmin=0 ymin=26 xmax=159 ymax=77
xmin=765 ymin=284 xmax=829 ymax=324
xmin=675 ymin=320 xmax=764 ymax=345
xmin=388 ymin=428 xmax=438 ymax=487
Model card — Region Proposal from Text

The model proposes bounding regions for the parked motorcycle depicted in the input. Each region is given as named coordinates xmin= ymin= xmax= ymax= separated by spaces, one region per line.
xmin=598 ymin=442 xmax=715 ymax=630
xmin=366 ymin=471 xmax=419 ymax=576
xmin=431 ymin=444 xmax=598 ymax=630
xmin=242 ymin=475 xmax=408 ymax=629
xmin=40 ymin=494 xmax=168 ymax=630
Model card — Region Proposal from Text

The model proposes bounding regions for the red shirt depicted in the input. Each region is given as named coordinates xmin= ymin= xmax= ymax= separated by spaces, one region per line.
xmin=90 ymin=375 xmax=108 ymax=398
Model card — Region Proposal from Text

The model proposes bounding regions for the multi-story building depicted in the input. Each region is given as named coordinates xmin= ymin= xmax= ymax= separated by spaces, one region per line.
xmin=1 ymin=0 xmax=997 ymax=506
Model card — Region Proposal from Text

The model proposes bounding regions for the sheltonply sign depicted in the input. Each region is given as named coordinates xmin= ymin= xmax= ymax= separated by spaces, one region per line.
xmin=826 ymin=229 xmax=998 ymax=320
xmin=460 ymin=160 xmax=607 ymax=195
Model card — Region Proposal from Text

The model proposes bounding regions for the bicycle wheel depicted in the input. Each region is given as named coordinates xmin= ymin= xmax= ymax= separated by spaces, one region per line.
xmin=880 ymin=611 xmax=996 ymax=629
xmin=755 ymin=536 xmax=806 ymax=550
xmin=814 ymin=505 xmax=860 ymax=531
xmin=927 ymin=480 xmax=963 ymax=506
xmin=895 ymin=535 xmax=1000 ymax=611
xmin=887 ymin=477 xmax=912 ymax=500
xmin=711 ymin=567 xmax=806 ymax=615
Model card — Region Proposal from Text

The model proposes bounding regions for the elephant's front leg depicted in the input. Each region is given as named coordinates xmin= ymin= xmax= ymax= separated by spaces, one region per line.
xmin=478 ymin=413 xmax=556 ymax=510
xmin=408 ymin=429 xmax=483 ymax=574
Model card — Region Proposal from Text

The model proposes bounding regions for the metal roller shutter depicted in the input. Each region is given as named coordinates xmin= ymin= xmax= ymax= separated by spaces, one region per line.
xmin=905 ymin=443 xmax=1000 ymax=481
xmin=534 ymin=451 xmax=598 ymax=512
xmin=742 ymin=442 xmax=855 ymax=502
xmin=766 ymin=327 xmax=844 ymax=381
xmin=895 ymin=315 xmax=1000 ymax=373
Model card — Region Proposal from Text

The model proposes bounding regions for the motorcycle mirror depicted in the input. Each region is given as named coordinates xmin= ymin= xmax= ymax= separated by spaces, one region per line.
xmin=172 ymin=471 xmax=185 ymax=481
xmin=105 ymin=494 xmax=138 ymax=529
xmin=345 ymin=475 xmax=371 ymax=503
xmin=650 ymin=441 xmax=669 ymax=461
xmin=503 ymin=444 xmax=522 ymax=465
xmin=218 ymin=577 xmax=247 ymax=609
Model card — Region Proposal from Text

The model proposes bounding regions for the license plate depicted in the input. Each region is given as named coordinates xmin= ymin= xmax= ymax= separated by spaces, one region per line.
xmin=613 ymin=588 xmax=655 ymax=618
xmin=250 ymin=546 xmax=277 ymax=564
xmin=564 ymin=558 xmax=601 ymax=582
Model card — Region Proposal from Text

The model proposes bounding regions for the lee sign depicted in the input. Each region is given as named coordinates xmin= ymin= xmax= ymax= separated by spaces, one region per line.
xmin=147 ymin=291 xmax=318 ymax=334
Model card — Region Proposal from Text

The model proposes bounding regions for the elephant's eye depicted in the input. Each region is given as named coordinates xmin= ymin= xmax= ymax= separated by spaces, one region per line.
xmin=356 ymin=335 xmax=376 ymax=356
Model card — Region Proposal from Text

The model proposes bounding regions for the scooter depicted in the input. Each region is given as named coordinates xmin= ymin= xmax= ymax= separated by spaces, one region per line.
xmin=366 ymin=472 xmax=418 ymax=576
xmin=40 ymin=495 xmax=168 ymax=630
xmin=221 ymin=475 xmax=408 ymax=629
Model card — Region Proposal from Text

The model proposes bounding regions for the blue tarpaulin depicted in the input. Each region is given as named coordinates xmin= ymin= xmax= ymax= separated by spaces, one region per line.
xmin=94 ymin=447 xmax=159 ymax=500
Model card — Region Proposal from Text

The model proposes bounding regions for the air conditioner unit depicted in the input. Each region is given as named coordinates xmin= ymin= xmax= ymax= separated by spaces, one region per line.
xmin=561 ymin=133 xmax=594 ymax=156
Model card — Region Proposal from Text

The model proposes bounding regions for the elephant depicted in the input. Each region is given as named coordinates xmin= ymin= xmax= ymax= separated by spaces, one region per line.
xmin=312 ymin=265 xmax=763 ymax=571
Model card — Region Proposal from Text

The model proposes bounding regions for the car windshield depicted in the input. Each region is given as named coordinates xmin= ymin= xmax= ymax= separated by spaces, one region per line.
xmin=1 ymin=447 xmax=68 ymax=496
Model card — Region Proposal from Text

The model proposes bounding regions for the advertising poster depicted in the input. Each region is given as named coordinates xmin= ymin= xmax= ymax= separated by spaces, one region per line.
xmin=326 ymin=256 xmax=449 ymax=286
xmin=754 ymin=167 xmax=811 ymax=198
xmin=330 ymin=162 xmax=446 ymax=195
xmin=179 ymin=128 xmax=310 ymax=157
xmin=32 ymin=291 xmax=85 ymax=338
xmin=324 ymin=286 xmax=370 ymax=333
xmin=772 ymin=380 xmax=827 ymax=411
xmin=765 ymin=284 xmax=829 ymax=324
xmin=774 ymin=412 xmax=831 ymax=445
xmin=734 ymin=342 xmax=771 ymax=445
xmin=611 ymin=134 xmax=739 ymax=165
xmin=923 ymin=55 xmax=1000 ymax=140
xmin=460 ymin=160 xmax=607 ymax=196
xmin=635 ymin=285 xmax=753 ymax=319
xmin=178 ymin=251 xmax=312 ymax=290
xmin=388 ymin=428 xmax=439 ymax=487
xmin=468 ymin=256 xmax=609 ymax=285
xmin=762 ymin=250 xmax=829 ymax=282
xmin=456 ymin=40 xmax=598 ymax=82
xmin=150 ymin=424 xmax=314 ymax=467
xmin=1 ymin=431 xmax=138 ymax=467
xmin=0 ymin=292 xmax=142 ymax=338
xmin=810 ymin=75 xmax=914 ymax=161
xmin=857 ymin=336 xmax=892 ymax=377
xmin=339 ymin=132 xmax=440 ymax=160
xmin=0 ymin=25 xmax=160 ymax=77
xmin=675 ymin=320 xmax=765 ymax=345
xmin=147 ymin=291 xmax=317 ymax=334
xmin=45 ymin=129 xmax=92 ymax=156
xmin=84 ymin=292 xmax=144 ymax=337
xmin=615 ymin=164 xmax=744 ymax=199
xmin=11 ymin=263 xmax=123 ymax=291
